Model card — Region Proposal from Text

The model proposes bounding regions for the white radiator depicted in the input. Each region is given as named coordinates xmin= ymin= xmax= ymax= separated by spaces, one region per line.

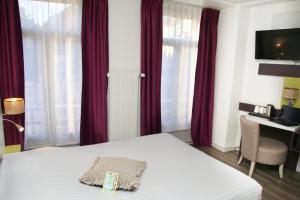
xmin=107 ymin=72 xmax=143 ymax=141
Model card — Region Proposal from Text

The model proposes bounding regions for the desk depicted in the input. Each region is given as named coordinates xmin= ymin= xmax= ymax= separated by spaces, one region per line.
xmin=244 ymin=114 xmax=300 ymax=172
xmin=245 ymin=115 xmax=299 ymax=132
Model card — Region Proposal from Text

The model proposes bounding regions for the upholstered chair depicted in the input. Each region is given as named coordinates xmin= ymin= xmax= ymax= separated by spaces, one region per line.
xmin=238 ymin=115 xmax=288 ymax=178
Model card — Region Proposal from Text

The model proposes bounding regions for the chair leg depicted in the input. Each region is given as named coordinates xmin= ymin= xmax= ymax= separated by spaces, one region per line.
xmin=238 ymin=155 xmax=243 ymax=165
xmin=279 ymin=164 xmax=284 ymax=179
xmin=249 ymin=161 xmax=256 ymax=177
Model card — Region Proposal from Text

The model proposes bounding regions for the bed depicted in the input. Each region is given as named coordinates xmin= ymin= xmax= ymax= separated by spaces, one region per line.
xmin=0 ymin=133 xmax=262 ymax=200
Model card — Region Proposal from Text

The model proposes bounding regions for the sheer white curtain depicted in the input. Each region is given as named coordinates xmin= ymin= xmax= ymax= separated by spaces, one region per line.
xmin=19 ymin=0 xmax=82 ymax=149
xmin=161 ymin=2 xmax=201 ymax=132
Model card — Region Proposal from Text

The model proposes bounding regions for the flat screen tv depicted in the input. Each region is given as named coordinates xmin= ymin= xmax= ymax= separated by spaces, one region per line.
xmin=255 ymin=28 xmax=300 ymax=60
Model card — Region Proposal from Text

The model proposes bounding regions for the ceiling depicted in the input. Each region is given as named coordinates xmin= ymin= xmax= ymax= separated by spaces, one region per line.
xmin=221 ymin=0 xmax=295 ymax=6
xmin=173 ymin=0 xmax=296 ymax=9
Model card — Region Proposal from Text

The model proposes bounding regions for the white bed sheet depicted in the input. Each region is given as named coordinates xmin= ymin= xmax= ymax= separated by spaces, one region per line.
xmin=0 ymin=133 xmax=262 ymax=200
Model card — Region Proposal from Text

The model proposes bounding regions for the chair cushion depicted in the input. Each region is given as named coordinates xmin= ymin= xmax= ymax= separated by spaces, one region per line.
xmin=256 ymin=137 xmax=288 ymax=165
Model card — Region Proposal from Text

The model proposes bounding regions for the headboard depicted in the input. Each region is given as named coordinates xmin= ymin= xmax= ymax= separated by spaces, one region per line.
xmin=0 ymin=104 xmax=5 ymax=156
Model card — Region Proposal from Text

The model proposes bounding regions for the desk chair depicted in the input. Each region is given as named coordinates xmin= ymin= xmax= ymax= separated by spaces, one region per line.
xmin=238 ymin=115 xmax=288 ymax=178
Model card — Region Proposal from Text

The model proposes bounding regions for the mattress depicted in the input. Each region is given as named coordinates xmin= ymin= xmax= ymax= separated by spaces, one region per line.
xmin=0 ymin=133 xmax=262 ymax=200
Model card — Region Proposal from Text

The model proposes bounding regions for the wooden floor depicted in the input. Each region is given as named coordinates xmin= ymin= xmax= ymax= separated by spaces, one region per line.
xmin=198 ymin=147 xmax=300 ymax=200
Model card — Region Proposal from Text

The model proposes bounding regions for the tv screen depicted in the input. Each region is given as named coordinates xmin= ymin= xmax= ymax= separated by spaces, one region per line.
xmin=255 ymin=28 xmax=300 ymax=60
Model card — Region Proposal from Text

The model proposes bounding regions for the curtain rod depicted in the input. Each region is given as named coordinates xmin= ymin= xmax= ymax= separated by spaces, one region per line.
xmin=164 ymin=0 xmax=203 ymax=8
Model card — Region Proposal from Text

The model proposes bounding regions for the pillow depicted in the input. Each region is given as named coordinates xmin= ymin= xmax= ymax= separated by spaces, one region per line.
xmin=80 ymin=157 xmax=146 ymax=191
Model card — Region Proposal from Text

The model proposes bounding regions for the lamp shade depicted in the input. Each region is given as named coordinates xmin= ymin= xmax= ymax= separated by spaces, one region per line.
xmin=4 ymin=98 xmax=25 ymax=115
xmin=282 ymin=88 xmax=299 ymax=100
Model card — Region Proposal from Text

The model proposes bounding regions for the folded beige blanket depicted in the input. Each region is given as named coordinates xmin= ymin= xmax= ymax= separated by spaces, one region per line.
xmin=80 ymin=157 xmax=146 ymax=191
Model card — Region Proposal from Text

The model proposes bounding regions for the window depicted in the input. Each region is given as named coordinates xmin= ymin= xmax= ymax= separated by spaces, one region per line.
xmin=161 ymin=2 xmax=201 ymax=132
xmin=19 ymin=0 xmax=82 ymax=149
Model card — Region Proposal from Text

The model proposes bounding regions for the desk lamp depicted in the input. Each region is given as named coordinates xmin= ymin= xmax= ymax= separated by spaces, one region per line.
xmin=282 ymin=88 xmax=298 ymax=106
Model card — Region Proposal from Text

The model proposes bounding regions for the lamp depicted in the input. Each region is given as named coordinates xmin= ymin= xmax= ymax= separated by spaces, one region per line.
xmin=4 ymin=98 xmax=25 ymax=115
xmin=1 ymin=98 xmax=25 ymax=133
xmin=2 ymin=119 xmax=24 ymax=132
xmin=282 ymin=88 xmax=299 ymax=106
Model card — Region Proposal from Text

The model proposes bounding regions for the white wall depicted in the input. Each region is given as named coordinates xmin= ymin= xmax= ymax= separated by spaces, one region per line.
xmin=212 ymin=5 xmax=249 ymax=151
xmin=107 ymin=0 xmax=300 ymax=150
xmin=213 ymin=6 xmax=240 ymax=150
xmin=108 ymin=0 xmax=141 ymax=140
xmin=107 ymin=0 xmax=231 ymax=142
xmin=109 ymin=0 xmax=141 ymax=73
xmin=213 ymin=0 xmax=300 ymax=151
xmin=240 ymin=1 xmax=300 ymax=172
xmin=236 ymin=1 xmax=300 ymax=147
xmin=225 ymin=5 xmax=249 ymax=148
xmin=240 ymin=1 xmax=300 ymax=109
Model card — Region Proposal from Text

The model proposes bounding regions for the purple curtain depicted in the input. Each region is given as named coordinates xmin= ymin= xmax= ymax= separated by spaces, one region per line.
xmin=80 ymin=0 xmax=108 ymax=145
xmin=141 ymin=0 xmax=163 ymax=136
xmin=0 ymin=0 xmax=25 ymax=149
xmin=191 ymin=8 xmax=219 ymax=147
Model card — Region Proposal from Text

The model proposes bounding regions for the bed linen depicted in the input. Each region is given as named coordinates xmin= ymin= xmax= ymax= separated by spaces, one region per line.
xmin=0 ymin=133 xmax=262 ymax=200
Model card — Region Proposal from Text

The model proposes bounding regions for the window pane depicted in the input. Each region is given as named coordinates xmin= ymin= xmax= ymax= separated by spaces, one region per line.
xmin=161 ymin=2 xmax=201 ymax=132
xmin=19 ymin=0 xmax=82 ymax=149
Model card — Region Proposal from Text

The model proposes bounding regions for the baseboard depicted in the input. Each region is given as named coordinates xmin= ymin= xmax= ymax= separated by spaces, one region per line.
xmin=212 ymin=143 xmax=239 ymax=152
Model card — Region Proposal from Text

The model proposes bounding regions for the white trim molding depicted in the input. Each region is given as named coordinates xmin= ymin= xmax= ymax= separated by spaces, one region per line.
xmin=212 ymin=143 xmax=239 ymax=152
